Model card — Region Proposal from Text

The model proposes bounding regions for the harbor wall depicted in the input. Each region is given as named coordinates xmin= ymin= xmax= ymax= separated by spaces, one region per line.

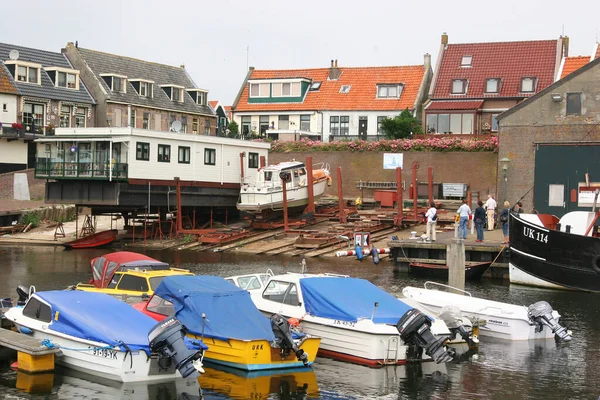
xmin=269 ymin=151 xmax=498 ymax=201
xmin=0 ymin=169 xmax=46 ymax=201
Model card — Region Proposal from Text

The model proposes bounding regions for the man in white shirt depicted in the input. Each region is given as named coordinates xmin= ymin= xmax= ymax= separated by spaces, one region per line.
xmin=456 ymin=199 xmax=472 ymax=240
xmin=425 ymin=202 xmax=437 ymax=242
xmin=484 ymin=194 xmax=497 ymax=231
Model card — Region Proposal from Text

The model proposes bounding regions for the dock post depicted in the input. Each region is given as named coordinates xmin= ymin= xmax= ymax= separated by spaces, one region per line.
xmin=447 ymin=238 xmax=466 ymax=292
xmin=305 ymin=156 xmax=315 ymax=214
xmin=394 ymin=167 xmax=403 ymax=227
xmin=412 ymin=161 xmax=418 ymax=220
xmin=17 ymin=352 xmax=55 ymax=373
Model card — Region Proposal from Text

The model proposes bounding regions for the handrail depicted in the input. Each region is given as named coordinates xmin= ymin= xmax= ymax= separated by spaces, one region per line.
xmin=423 ymin=281 xmax=472 ymax=297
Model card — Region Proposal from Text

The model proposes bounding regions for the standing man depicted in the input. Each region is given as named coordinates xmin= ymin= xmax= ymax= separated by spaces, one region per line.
xmin=484 ymin=194 xmax=497 ymax=231
xmin=425 ymin=202 xmax=437 ymax=242
xmin=456 ymin=199 xmax=472 ymax=240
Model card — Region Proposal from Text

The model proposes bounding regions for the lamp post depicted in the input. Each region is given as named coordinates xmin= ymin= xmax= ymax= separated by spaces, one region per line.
xmin=500 ymin=157 xmax=511 ymax=202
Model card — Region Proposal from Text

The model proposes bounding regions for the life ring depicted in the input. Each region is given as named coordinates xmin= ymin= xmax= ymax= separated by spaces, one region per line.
xmin=592 ymin=255 xmax=600 ymax=273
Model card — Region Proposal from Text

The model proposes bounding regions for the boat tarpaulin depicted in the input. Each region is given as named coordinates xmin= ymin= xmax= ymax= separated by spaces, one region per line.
xmin=299 ymin=277 xmax=412 ymax=324
xmin=90 ymin=251 xmax=169 ymax=288
xmin=37 ymin=291 xmax=158 ymax=354
xmin=155 ymin=276 xmax=276 ymax=342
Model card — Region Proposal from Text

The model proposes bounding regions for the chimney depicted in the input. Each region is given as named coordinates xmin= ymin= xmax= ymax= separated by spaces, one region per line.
xmin=180 ymin=64 xmax=185 ymax=69
xmin=249 ymin=66 xmax=255 ymax=71
xmin=424 ymin=53 xmax=431 ymax=67
xmin=329 ymin=59 xmax=341 ymax=80
xmin=562 ymin=36 xmax=569 ymax=57
xmin=441 ymin=32 xmax=448 ymax=45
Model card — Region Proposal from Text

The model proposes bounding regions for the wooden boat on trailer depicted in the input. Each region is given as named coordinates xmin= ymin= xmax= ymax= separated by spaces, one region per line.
xmin=63 ymin=229 xmax=119 ymax=249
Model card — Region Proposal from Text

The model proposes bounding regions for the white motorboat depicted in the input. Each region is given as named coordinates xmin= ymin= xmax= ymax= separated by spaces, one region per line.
xmin=402 ymin=282 xmax=572 ymax=341
xmin=3 ymin=288 xmax=207 ymax=382
xmin=250 ymin=273 xmax=458 ymax=366
xmin=225 ymin=269 xmax=274 ymax=294
xmin=237 ymin=160 xmax=331 ymax=213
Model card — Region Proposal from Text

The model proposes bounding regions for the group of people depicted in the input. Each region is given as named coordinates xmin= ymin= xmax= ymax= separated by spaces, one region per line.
xmin=425 ymin=194 xmax=516 ymax=244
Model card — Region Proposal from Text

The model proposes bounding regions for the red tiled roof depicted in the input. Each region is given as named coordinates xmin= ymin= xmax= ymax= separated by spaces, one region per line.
xmin=560 ymin=56 xmax=590 ymax=79
xmin=432 ymin=40 xmax=558 ymax=99
xmin=0 ymin=65 xmax=19 ymax=95
xmin=425 ymin=100 xmax=484 ymax=111
xmin=209 ymin=100 xmax=218 ymax=109
xmin=234 ymin=65 xmax=426 ymax=112
xmin=223 ymin=105 xmax=232 ymax=119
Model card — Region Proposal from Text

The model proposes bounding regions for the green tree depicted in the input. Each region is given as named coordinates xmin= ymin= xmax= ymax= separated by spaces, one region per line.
xmin=227 ymin=121 xmax=239 ymax=138
xmin=381 ymin=108 xmax=423 ymax=139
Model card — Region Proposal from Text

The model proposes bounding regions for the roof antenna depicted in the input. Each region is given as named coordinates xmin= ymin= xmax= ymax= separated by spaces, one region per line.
xmin=246 ymin=44 xmax=250 ymax=71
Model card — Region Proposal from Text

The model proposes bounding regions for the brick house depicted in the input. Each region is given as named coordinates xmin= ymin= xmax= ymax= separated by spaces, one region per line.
xmin=496 ymin=55 xmax=600 ymax=215
xmin=0 ymin=42 xmax=95 ymax=173
xmin=231 ymin=57 xmax=432 ymax=142
xmin=424 ymin=34 xmax=568 ymax=135
xmin=63 ymin=43 xmax=215 ymax=135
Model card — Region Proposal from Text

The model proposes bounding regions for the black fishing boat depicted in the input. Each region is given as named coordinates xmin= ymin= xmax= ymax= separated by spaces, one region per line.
xmin=509 ymin=211 xmax=600 ymax=292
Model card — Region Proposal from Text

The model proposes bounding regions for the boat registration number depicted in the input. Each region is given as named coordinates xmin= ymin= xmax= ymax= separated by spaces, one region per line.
xmin=523 ymin=226 xmax=548 ymax=244
xmin=90 ymin=348 xmax=118 ymax=359
xmin=333 ymin=320 xmax=356 ymax=328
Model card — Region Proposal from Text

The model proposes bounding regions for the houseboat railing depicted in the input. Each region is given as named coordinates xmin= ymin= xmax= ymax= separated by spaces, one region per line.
xmin=34 ymin=161 xmax=128 ymax=179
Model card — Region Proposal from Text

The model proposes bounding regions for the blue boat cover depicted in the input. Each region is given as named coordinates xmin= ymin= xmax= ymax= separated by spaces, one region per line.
xmin=299 ymin=277 xmax=412 ymax=324
xmin=36 ymin=291 xmax=160 ymax=355
xmin=154 ymin=276 xmax=276 ymax=342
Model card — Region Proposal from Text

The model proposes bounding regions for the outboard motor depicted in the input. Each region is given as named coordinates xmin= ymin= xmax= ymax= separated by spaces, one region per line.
xmin=148 ymin=317 xmax=205 ymax=378
xmin=527 ymin=301 xmax=572 ymax=341
xmin=396 ymin=308 xmax=454 ymax=364
xmin=438 ymin=305 xmax=479 ymax=346
xmin=16 ymin=285 xmax=33 ymax=305
xmin=270 ymin=314 xmax=309 ymax=366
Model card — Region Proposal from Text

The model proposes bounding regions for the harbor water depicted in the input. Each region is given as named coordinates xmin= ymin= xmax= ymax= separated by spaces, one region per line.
xmin=0 ymin=245 xmax=598 ymax=400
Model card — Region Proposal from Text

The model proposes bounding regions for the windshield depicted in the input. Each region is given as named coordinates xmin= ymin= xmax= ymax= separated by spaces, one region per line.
xmin=149 ymin=277 xmax=166 ymax=290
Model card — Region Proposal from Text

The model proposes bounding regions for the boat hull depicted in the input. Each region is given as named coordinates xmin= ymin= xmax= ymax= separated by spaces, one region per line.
xmin=189 ymin=336 xmax=320 ymax=371
xmin=409 ymin=262 xmax=491 ymax=280
xmin=508 ymin=213 xmax=600 ymax=292
xmin=63 ymin=229 xmax=118 ymax=249
xmin=237 ymin=179 xmax=329 ymax=212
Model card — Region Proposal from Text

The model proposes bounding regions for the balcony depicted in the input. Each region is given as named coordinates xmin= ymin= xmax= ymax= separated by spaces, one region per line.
xmin=35 ymin=161 xmax=128 ymax=180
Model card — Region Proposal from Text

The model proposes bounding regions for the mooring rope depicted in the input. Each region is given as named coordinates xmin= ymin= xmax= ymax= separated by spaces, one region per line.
xmin=41 ymin=338 xmax=115 ymax=352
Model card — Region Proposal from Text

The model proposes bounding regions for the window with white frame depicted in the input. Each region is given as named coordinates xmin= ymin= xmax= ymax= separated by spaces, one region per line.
xmin=172 ymin=88 xmax=181 ymax=102
xmin=461 ymin=55 xmax=472 ymax=67
xmin=196 ymin=92 xmax=206 ymax=105
xmin=426 ymin=113 xmax=474 ymax=134
xmin=22 ymin=103 xmax=44 ymax=130
xmin=249 ymin=83 xmax=270 ymax=97
xmin=271 ymin=82 xmax=301 ymax=97
xmin=485 ymin=78 xmax=500 ymax=93
xmin=143 ymin=112 xmax=150 ymax=129
xmin=57 ymin=71 xmax=77 ymax=89
xmin=339 ymin=116 xmax=349 ymax=135
xmin=101 ymin=75 xmax=127 ymax=93
xmin=112 ymin=77 xmax=124 ymax=92
xmin=451 ymin=79 xmax=467 ymax=94
xmin=17 ymin=65 xmax=39 ymax=84
xmin=377 ymin=84 xmax=403 ymax=98
xmin=75 ymin=108 xmax=86 ymax=127
xmin=377 ymin=116 xmax=388 ymax=134
xmin=241 ymin=116 xmax=251 ymax=136
xmin=300 ymin=115 xmax=310 ymax=131
xmin=521 ymin=77 xmax=536 ymax=93
xmin=330 ymin=116 xmax=339 ymax=135
xmin=140 ymin=82 xmax=151 ymax=97
xmin=192 ymin=118 xmax=199 ymax=134
xmin=59 ymin=105 xmax=71 ymax=127
xmin=130 ymin=109 xmax=136 ymax=128
xmin=278 ymin=115 xmax=289 ymax=130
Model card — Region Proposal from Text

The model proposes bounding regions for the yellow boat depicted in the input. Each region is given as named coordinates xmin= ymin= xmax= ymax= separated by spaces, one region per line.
xmin=199 ymin=364 xmax=320 ymax=399
xmin=135 ymin=275 xmax=321 ymax=371
xmin=74 ymin=251 xmax=192 ymax=298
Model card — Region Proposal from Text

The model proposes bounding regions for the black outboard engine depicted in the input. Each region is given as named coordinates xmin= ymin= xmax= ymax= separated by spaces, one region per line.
xmin=16 ymin=285 xmax=31 ymax=305
xmin=270 ymin=314 xmax=309 ymax=366
xmin=148 ymin=317 xmax=204 ymax=378
xmin=527 ymin=301 xmax=572 ymax=341
xmin=396 ymin=308 xmax=454 ymax=364
xmin=438 ymin=305 xmax=479 ymax=347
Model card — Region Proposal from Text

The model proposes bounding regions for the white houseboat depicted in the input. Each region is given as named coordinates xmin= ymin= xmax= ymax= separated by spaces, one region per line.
xmin=34 ymin=127 xmax=269 ymax=215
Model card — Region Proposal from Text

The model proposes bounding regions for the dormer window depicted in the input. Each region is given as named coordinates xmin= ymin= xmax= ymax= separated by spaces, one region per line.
xmin=5 ymin=60 xmax=41 ymax=84
xmin=100 ymin=74 xmax=127 ymax=93
xmin=485 ymin=78 xmax=500 ymax=93
xmin=186 ymin=89 xmax=207 ymax=105
xmin=451 ymin=79 xmax=468 ymax=94
xmin=340 ymin=85 xmax=351 ymax=94
xmin=272 ymin=82 xmax=300 ymax=97
xmin=461 ymin=56 xmax=472 ymax=67
xmin=161 ymin=85 xmax=185 ymax=102
xmin=129 ymin=79 xmax=154 ymax=98
xmin=521 ymin=77 xmax=537 ymax=93
xmin=249 ymin=83 xmax=270 ymax=97
xmin=45 ymin=67 xmax=80 ymax=90
xmin=377 ymin=84 xmax=403 ymax=98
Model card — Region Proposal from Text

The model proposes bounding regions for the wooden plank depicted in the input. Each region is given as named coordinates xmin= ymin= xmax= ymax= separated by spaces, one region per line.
xmin=0 ymin=329 xmax=59 ymax=356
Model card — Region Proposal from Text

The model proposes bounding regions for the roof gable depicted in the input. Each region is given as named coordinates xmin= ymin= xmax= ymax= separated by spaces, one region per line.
xmin=0 ymin=64 xmax=19 ymax=95
xmin=432 ymin=40 xmax=558 ymax=99
xmin=0 ymin=42 xmax=95 ymax=104
xmin=234 ymin=65 xmax=427 ymax=112
xmin=73 ymin=46 xmax=213 ymax=115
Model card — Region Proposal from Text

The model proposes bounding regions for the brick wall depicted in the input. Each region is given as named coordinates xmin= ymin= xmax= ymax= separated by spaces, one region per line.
xmin=0 ymin=169 xmax=46 ymax=200
xmin=269 ymin=151 xmax=498 ymax=201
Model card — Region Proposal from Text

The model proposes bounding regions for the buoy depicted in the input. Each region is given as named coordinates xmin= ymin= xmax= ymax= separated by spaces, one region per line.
xmin=355 ymin=245 xmax=364 ymax=261
xmin=371 ymin=245 xmax=380 ymax=265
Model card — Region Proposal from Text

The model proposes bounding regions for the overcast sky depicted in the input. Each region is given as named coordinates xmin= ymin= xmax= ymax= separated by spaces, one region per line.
xmin=2 ymin=0 xmax=598 ymax=105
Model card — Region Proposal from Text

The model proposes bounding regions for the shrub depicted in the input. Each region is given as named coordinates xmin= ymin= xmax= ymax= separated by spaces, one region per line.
xmin=21 ymin=212 xmax=41 ymax=228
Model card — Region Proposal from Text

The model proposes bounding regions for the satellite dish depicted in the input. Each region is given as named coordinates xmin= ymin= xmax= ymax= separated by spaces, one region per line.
xmin=9 ymin=50 xmax=19 ymax=60
xmin=171 ymin=120 xmax=182 ymax=132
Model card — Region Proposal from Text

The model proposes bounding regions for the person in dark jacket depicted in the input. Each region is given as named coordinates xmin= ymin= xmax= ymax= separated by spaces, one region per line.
xmin=500 ymin=201 xmax=511 ymax=243
xmin=474 ymin=200 xmax=486 ymax=242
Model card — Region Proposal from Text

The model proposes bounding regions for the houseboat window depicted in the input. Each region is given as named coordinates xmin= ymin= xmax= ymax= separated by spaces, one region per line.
xmin=117 ymin=275 xmax=149 ymax=292
xmin=566 ymin=93 xmax=582 ymax=115
xmin=60 ymin=105 xmax=71 ymax=127
xmin=75 ymin=108 xmax=86 ymax=128
xmin=248 ymin=152 xmax=259 ymax=168
xmin=178 ymin=146 xmax=190 ymax=164
xmin=136 ymin=142 xmax=150 ymax=161
xmin=264 ymin=171 xmax=273 ymax=181
xmin=158 ymin=145 xmax=171 ymax=162
xmin=107 ymin=273 xmax=122 ymax=288
xmin=204 ymin=148 xmax=216 ymax=165
xmin=23 ymin=297 xmax=52 ymax=322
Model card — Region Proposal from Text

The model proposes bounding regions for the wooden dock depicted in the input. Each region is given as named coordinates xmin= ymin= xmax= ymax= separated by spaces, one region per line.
xmin=0 ymin=328 xmax=59 ymax=372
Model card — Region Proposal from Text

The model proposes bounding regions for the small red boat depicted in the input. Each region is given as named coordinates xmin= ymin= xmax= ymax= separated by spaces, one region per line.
xmin=63 ymin=229 xmax=119 ymax=249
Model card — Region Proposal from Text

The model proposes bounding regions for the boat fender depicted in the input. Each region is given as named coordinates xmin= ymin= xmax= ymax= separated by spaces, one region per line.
xmin=19 ymin=326 xmax=33 ymax=335
xmin=371 ymin=245 xmax=380 ymax=265
xmin=355 ymin=245 xmax=364 ymax=261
